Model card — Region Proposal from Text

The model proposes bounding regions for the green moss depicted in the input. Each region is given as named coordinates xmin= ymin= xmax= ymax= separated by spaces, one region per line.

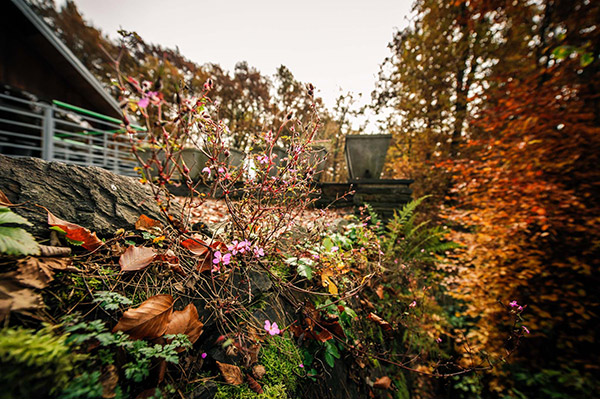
xmin=214 ymin=334 xmax=303 ymax=399
xmin=0 ymin=325 xmax=85 ymax=399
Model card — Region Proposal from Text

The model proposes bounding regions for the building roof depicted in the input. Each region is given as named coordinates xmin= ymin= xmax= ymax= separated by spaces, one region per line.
xmin=7 ymin=0 xmax=122 ymax=117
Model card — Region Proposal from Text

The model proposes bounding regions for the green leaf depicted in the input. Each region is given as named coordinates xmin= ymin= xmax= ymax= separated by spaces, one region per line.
xmin=65 ymin=237 xmax=85 ymax=246
xmin=580 ymin=52 xmax=594 ymax=67
xmin=323 ymin=237 xmax=333 ymax=252
xmin=552 ymin=45 xmax=573 ymax=60
xmin=50 ymin=226 xmax=67 ymax=234
xmin=0 ymin=226 xmax=40 ymax=256
xmin=0 ymin=208 xmax=32 ymax=226
xmin=324 ymin=351 xmax=335 ymax=368
xmin=297 ymin=262 xmax=313 ymax=280
xmin=325 ymin=340 xmax=340 ymax=359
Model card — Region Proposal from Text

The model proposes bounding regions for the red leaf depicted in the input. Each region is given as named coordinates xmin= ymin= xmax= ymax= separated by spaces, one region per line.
xmin=135 ymin=214 xmax=162 ymax=232
xmin=181 ymin=237 xmax=209 ymax=256
xmin=113 ymin=294 xmax=173 ymax=340
xmin=119 ymin=246 xmax=157 ymax=272
xmin=47 ymin=210 xmax=103 ymax=250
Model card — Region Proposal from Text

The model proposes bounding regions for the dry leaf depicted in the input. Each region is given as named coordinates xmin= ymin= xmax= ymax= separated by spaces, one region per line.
xmin=216 ymin=361 xmax=244 ymax=385
xmin=14 ymin=257 xmax=72 ymax=289
xmin=47 ymin=210 xmax=103 ymax=251
xmin=181 ymin=237 xmax=209 ymax=256
xmin=113 ymin=294 xmax=173 ymax=340
xmin=252 ymin=364 xmax=266 ymax=380
xmin=135 ymin=214 xmax=162 ymax=232
xmin=0 ymin=279 xmax=44 ymax=321
xmin=315 ymin=329 xmax=333 ymax=342
xmin=119 ymin=246 xmax=157 ymax=272
xmin=39 ymin=245 xmax=72 ymax=257
xmin=157 ymin=251 xmax=185 ymax=277
xmin=246 ymin=374 xmax=264 ymax=394
xmin=321 ymin=270 xmax=339 ymax=295
xmin=373 ymin=376 xmax=392 ymax=389
xmin=375 ymin=285 xmax=384 ymax=300
xmin=100 ymin=365 xmax=119 ymax=399
xmin=367 ymin=312 xmax=392 ymax=332
xmin=164 ymin=303 xmax=204 ymax=348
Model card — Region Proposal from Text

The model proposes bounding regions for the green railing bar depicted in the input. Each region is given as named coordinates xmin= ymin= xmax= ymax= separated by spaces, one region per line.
xmin=52 ymin=100 xmax=146 ymax=131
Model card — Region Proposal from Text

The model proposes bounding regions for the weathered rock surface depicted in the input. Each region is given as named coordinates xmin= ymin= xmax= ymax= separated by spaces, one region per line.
xmin=0 ymin=155 xmax=179 ymax=238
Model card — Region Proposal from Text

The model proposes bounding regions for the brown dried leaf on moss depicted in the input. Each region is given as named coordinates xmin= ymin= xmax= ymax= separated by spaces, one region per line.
xmin=113 ymin=294 xmax=173 ymax=340
xmin=216 ymin=361 xmax=243 ymax=385
xmin=15 ymin=256 xmax=72 ymax=289
xmin=0 ymin=278 xmax=43 ymax=321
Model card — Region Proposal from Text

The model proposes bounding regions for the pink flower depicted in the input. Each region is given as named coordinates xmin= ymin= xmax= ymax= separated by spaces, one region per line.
xmin=331 ymin=246 xmax=339 ymax=253
xmin=522 ymin=326 xmax=530 ymax=334
xmin=237 ymin=239 xmax=251 ymax=254
xmin=258 ymin=154 xmax=270 ymax=164
xmin=228 ymin=240 xmax=239 ymax=255
xmin=138 ymin=97 xmax=150 ymax=109
xmin=299 ymin=363 xmax=304 ymax=368
xmin=409 ymin=301 xmax=417 ymax=308
xmin=201 ymin=352 xmax=207 ymax=359
xmin=254 ymin=247 xmax=265 ymax=258
xmin=218 ymin=167 xmax=225 ymax=174
xmin=213 ymin=251 xmax=231 ymax=266
xmin=509 ymin=300 xmax=519 ymax=307
xmin=202 ymin=167 xmax=211 ymax=177
xmin=264 ymin=320 xmax=280 ymax=335
xmin=436 ymin=337 xmax=442 ymax=343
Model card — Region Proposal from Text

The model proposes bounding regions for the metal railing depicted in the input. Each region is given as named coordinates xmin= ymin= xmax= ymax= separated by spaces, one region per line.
xmin=0 ymin=92 xmax=143 ymax=177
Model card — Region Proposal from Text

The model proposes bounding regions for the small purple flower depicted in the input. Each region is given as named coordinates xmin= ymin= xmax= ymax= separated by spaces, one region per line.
xmin=201 ymin=352 xmax=207 ymax=359
xmin=258 ymin=154 xmax=270 ymax=164
xmin=522 ymin=326 xmax=530 ymax=334
xmin=509 ymin=300 xmax=519 ymax=308
xmin=202 ymin=167 xmax=211 ymax=177
xmin=436 ymin=337 xmax=442 ymax=343
xmin=409 ymin=301 xmax=417 ymax=308
xmin=331 ymin=246 xmax=339 ymax=253
xmin=228 ymin=240 xmax=239 ymax=255
xmin=138 ymin=97 xmax=150 ymax=109
xmin=213 ymin=251 xmax=231 ymax=266
xmin=264 ymin=320 xmax=280 ymax=335
xmin=237 ymin=239 xmax=251 ymax=254
xmin=218 ymin=167 xmax=225 ymax=174
xmin=254 ymin=247 xmax=265 ymax=258
xmin=299 ymin=363 xmax=304 ymax=368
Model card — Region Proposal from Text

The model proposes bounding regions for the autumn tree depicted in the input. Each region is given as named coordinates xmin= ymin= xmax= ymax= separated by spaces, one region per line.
xmin=443 ymin=0 xmax=600 ymax=397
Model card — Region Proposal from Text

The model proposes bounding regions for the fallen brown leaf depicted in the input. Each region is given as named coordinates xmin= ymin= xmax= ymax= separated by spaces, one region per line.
xmin=113 ymin=294 xmax=173 ymax=340
xmin=14 ymin=257 xmax=71 ymax=289
xmin=216 ymin=361 xmax=244 ymax=385
xmin=0 ymin=279 xmax=44 ymax=321
xmin=135 ymin=214 xmax=162 ymax=232
xmin=373 ymin=376 xmax=392 ymax=389
xmin=375 ymin=285 xmax=384 ymax=300
xmin=367 ymin=312 xmax=392 ymax=331
xmin=47 ymin=210 xmax=103 ymax=251
xmin=100 ymin=364 xmax=119 ymax=399
xmin=119 ymin=246 xmax=157 ymax=272
xmin=164 ymin=303 xmax=204 ymax=349
xmin=252 ymin=364 xmax=266 ymax=380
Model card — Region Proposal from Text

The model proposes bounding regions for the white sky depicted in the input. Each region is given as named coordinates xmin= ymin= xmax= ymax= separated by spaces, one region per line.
xmin=68 ymin=0 xmax=414 ymax=130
